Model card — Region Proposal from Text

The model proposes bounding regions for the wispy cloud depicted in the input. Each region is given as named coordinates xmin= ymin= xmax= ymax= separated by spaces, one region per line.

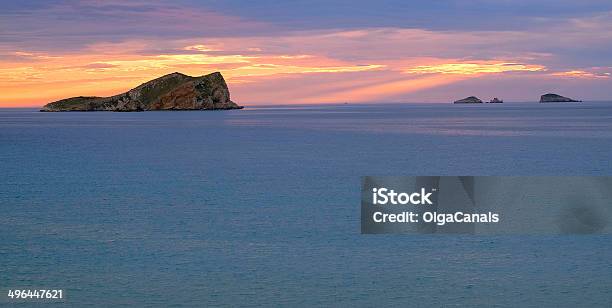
xmin=182 ymin=44 xmax=223 ymax=52
xmin=551 ymin=70 xmax=610 ymax=79
xmin=403 ymin=62 xmax=545 ymax=75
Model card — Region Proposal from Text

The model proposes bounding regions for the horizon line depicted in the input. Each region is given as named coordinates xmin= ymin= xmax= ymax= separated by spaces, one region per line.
xmin=3 ymin=100 xmax=612 ymax=109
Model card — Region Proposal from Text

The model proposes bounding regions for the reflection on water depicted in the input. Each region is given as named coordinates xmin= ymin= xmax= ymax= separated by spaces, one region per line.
xmin=226 ymin=102 xmax=612 ymax=138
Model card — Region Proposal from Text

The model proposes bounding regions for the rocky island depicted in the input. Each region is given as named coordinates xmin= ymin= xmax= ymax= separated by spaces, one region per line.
xmin=41 ymin=72 xmax=242 ymax=112
xmin=539 ymin=93 xmax=581 ymax=103
xmin=453 ymin=96 xmax=483 ymax=104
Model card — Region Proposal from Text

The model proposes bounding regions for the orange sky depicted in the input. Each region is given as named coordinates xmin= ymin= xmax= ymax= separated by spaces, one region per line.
xmin=0 ymin=44 xmax=548 ymax=107
xmin=1 ymin=2 xmax=611 ymax=107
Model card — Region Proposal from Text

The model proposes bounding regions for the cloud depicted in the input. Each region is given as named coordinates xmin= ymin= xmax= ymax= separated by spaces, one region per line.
xmin=182 ymin=44 xmax=223 ymax=52
xmin=230 ymin=63 xmax=384 ymax=77
xmin=81 ymin=63 xmax=119 ymax=69
xmin=551 ymin=70 xmax=610 ymax=79
xmin=0 ymin=0 xmax=273 ymax=52
xmin=403 ymin=62 xmax=545 ymax=75
xmin=193 ymin=0 xmax=612 ymax=32
xmin=0 ymin=51 xmax=62 ymax=62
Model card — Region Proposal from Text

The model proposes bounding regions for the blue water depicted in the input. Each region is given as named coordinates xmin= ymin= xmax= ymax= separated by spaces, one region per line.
xmin=1 ymin=103 xmax=612 ymax=306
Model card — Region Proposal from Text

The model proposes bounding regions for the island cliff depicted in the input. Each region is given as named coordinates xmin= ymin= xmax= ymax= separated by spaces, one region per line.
xmin=539 ymin=93 xmax=581 ymax=103
xmin=453 ymin=96 xmax=483 ymax=104
xmin=41 ymin=72 xmax=242 ymax=112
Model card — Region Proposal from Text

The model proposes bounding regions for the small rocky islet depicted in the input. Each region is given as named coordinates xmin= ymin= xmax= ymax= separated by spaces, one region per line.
xmin=41 ymin=72 xmax=242 ymax=112
xmin=539 ymin=93 xmax=581 ymax=103
xmin=453 ymin=96 xmax=483 ymax=104
xmin=453 ymin=93 xmax=581 ymax=104
xmin=452 ymin=96 xmax=503 ymax=104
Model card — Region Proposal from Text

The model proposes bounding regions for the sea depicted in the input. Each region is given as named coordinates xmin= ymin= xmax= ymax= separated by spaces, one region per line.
xmin=1 ymin=102 xmax=612 ymax=306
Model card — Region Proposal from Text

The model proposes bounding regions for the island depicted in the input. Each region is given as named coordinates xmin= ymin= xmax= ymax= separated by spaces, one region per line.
xmin=453 ymin=96 xmax=483 ymax=104
xmin=539 ymin=93 xmax=581 ymax=103
xmin=487 ymin=98 xmax=503 ymax=103
xmin=40 ymin=72 xmax=242 ymax=112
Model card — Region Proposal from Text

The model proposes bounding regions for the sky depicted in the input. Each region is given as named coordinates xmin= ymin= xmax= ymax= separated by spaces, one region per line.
xmin=1 ymin=0 xmax=611 ymax=107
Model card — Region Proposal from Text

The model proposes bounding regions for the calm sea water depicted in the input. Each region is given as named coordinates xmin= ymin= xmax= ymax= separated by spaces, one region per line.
xmin=1 ymin=102 xmax=612 ymax=306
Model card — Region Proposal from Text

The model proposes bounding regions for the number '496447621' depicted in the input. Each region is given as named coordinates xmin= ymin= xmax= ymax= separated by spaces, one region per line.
xmin=7 ymin=289 xmax=63 ymax=300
